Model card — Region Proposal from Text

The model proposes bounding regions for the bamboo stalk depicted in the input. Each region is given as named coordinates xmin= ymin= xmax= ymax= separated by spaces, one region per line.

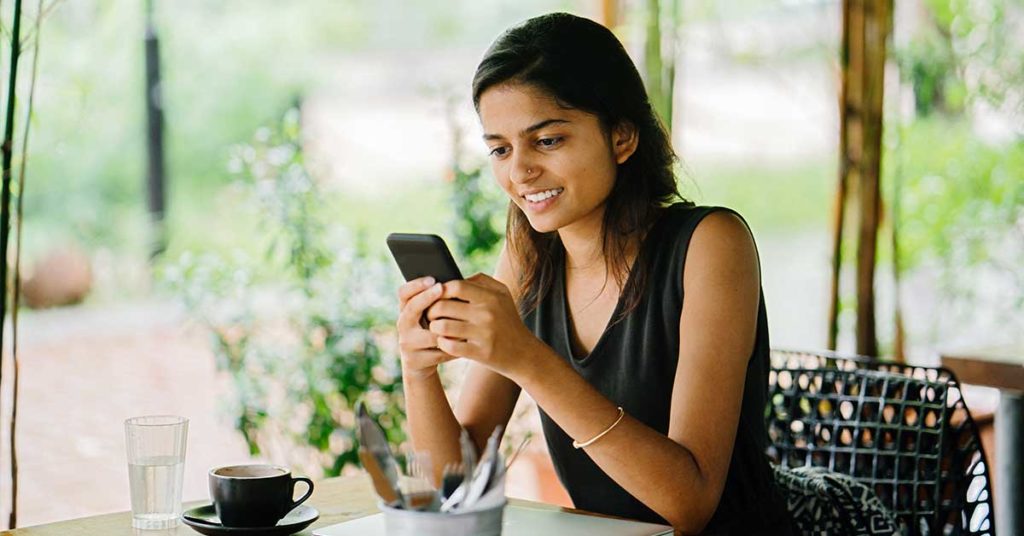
xmin=833 ymin=0 xmax=891 ymax=357
xmin=828 ymin=0 xmax=854 ymax=351
xmin=644 ymin=0 xmax=668 ymax=128
xmin=0 ymin=0 xmax=24 ymax=528
xmin=855 ymin=0 xmax=890 ymax=357
xmin=7 ymin=0 xmax=41 ymax=526
xmin=890 ymin=7 xmax=905 ymax=364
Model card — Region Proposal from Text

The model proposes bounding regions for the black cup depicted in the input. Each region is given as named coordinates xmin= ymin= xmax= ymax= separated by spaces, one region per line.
xmin=209 ymin=464 xmax=314 ymax=528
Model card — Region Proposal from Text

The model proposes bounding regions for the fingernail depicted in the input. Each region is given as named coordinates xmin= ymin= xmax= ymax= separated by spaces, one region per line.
xmin=433 ymin=283 xmax=443 ymax=292
xmin=423 ymin=276 xmax=435 ymax=286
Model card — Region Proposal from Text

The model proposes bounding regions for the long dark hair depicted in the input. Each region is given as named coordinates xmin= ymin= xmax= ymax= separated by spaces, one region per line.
xmin=472 ymin=12 xmax=687 ymax=321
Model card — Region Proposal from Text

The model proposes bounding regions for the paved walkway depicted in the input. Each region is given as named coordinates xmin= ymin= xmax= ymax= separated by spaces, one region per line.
xmin=1 ymin=301 xmax=257 ymax=527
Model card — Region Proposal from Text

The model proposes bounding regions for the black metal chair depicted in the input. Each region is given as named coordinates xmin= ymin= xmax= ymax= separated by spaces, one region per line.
xmin=766 ymin=349 xmax=995 ymax=535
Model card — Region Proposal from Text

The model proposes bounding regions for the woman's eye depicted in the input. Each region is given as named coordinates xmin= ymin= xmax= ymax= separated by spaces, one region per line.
xmin=489 ymin=146 xmax=510 ymax=158
xmin=537 ymin=137 xmax=562 ymax=148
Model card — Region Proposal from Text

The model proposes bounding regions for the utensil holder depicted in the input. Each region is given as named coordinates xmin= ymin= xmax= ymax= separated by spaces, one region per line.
xmin=379 ymin=501 xmax=505 ymax=536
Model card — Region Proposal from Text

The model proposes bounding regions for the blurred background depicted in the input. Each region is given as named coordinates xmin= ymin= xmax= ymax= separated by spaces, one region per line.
xmin=0 ymin=0 xmax=1020 ymax=528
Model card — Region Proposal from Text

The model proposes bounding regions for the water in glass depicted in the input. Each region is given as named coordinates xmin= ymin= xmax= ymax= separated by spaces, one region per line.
xmin=129 ymin=455 xmax=185 ymax=529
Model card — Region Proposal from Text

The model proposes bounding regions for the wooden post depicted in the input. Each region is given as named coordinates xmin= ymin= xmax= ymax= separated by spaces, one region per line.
xmin=600 ymin=0 xmax=618 ymax=28
xmin=830 ymin=0 xmax=891 ymax=357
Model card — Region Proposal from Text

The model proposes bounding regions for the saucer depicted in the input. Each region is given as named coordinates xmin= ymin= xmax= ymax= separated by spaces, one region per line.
xmin=181 ymin=504 xmax=319 ymax=535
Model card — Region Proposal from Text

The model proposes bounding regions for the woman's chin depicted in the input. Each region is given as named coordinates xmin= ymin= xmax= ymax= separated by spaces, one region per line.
xmin=524 ymin=214 xmax=560 ymax=234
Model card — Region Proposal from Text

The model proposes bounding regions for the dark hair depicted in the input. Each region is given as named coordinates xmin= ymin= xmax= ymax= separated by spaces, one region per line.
xmin=472 ymin=12 xmax=688 ymax=321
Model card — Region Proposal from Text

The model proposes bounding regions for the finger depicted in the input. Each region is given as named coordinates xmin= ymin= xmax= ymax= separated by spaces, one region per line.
xmin=440 ymin=279 xmax=493 ymax=304
xmin=467 ymin=273 xmax=507 ymax=293
xmin=399 ymin=282 xmax=444 ymax=329
xmin=436 ymin=336 xmax=475 ymax=359
xmin=428 ymin=318 xmax=472 ymax=340
xmin=400 ymin=329 xmax=443 ymax=352
xmin=398 ymin=277 xmax=437 ymax=308
xmin=403 ymin=349 xmax=458 ymax=371
xmin=425 ymin=298 xmax=474 ymax=321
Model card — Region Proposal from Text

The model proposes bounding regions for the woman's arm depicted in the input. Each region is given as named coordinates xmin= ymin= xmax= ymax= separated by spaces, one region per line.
xmin=402 ymin=244 xmax=522 ymax=484
xmin=430 ymin=212 xmax=761 ymax=534
xmin=449 ymin=243 xmax=522 ymax=457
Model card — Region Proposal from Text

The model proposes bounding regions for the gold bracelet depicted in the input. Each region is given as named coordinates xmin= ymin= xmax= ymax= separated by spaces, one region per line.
xmin=572 ymin=406 xmax=625 ymax=449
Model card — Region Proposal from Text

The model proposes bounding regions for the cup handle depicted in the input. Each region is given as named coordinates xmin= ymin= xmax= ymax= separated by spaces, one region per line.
xmin=290 ymin=477 xmax=315 ymax=511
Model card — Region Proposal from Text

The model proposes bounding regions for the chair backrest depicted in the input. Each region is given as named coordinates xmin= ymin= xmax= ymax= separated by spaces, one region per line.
xmin=766 ymin=349 xmax=995 ymax=535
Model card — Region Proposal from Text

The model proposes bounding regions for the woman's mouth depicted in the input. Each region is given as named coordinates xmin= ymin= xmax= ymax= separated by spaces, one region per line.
xmin=522 ymin=187 xmax=564 ymax=212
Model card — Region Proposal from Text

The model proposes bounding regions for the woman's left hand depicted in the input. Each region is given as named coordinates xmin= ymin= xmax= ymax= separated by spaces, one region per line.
xmin=424 ymin=273 xmax=538 ymax=379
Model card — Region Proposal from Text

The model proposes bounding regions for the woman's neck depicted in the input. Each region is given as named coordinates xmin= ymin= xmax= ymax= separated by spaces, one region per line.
xmin=558 ymin=206 xmax=642 ymax=281
xmin=558 ymin=205 xmax=608 ymax=277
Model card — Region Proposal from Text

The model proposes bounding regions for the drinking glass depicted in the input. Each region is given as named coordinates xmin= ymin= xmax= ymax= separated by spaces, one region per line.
xmin=124 ymin=415 xmax=188 ymax=529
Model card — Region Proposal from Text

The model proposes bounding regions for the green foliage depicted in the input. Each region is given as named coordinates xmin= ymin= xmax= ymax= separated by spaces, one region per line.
xmin=25 ymin=1 xmax=369 ymax=262
xmin=681 ymin=159 xmax=834 ymax=232
xmin=164 ymin=109 xmax=407 ymax=477
xmin=887 ymin=117 xmax=1024 ymax=335
xmin=887 ymin=1 xmax=1024 ymax=343
xmin=448 ymin=163 xmax=505 ymax=275
xmin=889 ymin=118 xmax=1023 ymax=272
xmin=897 ymin=28 xmax=963 ymax=116
xmin=897 ymin=0 xmax=1023 ymax=120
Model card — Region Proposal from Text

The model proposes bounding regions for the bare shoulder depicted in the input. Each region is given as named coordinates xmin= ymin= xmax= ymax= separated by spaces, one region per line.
xmin=685 ymin=210 xmax=759 ymax=287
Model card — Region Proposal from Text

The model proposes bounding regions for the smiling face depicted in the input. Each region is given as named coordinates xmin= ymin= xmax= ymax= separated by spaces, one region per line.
xmin=478 ymin=83 xmax=637 ymax=236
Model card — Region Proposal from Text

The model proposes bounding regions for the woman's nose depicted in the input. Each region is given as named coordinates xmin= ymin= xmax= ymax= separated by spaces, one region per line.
xmin=508 ymin=152 xmax=538 ymax=184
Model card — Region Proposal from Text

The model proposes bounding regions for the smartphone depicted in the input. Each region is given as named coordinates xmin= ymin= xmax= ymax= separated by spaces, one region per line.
xmin=386 ymin=233 xmax=463 ymax=283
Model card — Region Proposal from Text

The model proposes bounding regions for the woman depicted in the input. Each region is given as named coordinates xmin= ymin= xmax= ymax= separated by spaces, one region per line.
xmin=396 ymin=12 xmax=794 ymax=535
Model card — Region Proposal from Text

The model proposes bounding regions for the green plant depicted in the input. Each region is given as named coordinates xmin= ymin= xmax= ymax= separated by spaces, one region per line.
xmin=885 ymin=1 xmax=1024 ymax=348
xmin=896 ymin=0 xmax=1023 ymax=121
xmin=887 ymin=118 xmax=1023 ymax=340
xmin=448 ymin=163 xmax=505 ymax=275
xmin=164 ymin=108 xmax=408 ymax=477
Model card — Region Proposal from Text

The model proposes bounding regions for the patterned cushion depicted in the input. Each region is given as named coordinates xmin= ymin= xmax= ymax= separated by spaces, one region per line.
xmin=773 ymin=464 xmax=903 ymax=536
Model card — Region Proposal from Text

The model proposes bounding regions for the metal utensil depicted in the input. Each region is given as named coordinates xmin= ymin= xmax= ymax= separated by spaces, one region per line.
xmin=402 ymin=451 xmax=439 ymax=511
xmin=359 ymin=447 xmax=402 ymax=507
xmin=459 ymin=428 xmax=477 ymax=486
xmin=460 ymin=425 xmax=503 ymax=509
xmin=441 ymin=428 xmax=486 ymax=513
xmin=503 ymin=435 xmax=532 ymax=473
xmin=357 ymin=401 xmax=404 ymax=508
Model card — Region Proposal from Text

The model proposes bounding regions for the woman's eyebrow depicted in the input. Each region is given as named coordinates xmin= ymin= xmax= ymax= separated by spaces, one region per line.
xmin=482 ymin=118 xmax=571 ymax=141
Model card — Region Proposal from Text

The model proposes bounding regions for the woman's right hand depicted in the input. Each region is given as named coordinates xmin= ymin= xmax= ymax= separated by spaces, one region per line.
xmin=397 ymin=276 xmax=457 ymax=380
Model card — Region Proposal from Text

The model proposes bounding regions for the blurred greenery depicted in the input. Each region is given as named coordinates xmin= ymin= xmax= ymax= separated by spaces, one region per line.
xmin=24 ymin=0 xmax=578 ymax=292
xmin=166 ymin=108 xmax=409 ymax=477
xmin=20 ymin=0 xmax=1022 ymax=356
xmin=886 ymin=0 xmax=1024 ymax=343
xmin=448 ymin=164 xmax=506 ymax=275
xmin=683 ymin=159 xmax=834 ymax=233
xmin=886 ymin=117 xmax=1023 ymax=337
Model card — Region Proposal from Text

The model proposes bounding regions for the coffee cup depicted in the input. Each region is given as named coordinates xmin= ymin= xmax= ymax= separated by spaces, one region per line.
xmin=208 ymin=464 xmax=314 ymax=528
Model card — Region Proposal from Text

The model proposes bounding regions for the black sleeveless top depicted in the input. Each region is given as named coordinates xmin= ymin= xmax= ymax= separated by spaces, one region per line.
xmin=521 ymin=204 xmax=794 ymax=534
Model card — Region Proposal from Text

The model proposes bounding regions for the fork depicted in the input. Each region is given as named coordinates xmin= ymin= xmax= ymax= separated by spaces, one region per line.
xmin=402 ymin=451 xmax=438 ymax=511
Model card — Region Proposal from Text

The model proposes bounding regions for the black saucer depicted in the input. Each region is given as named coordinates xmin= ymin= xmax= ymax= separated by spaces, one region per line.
xmin=181 ymin=504 xmax=319 ymax=535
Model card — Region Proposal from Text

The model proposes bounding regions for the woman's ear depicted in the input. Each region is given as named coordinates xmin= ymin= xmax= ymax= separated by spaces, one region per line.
xmin=611 ymin=121 xmax=639 ymax=164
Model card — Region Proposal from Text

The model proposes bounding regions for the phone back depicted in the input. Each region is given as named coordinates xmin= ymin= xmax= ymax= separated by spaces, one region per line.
xmin=386 ymin=233 xmax=463 ymax=283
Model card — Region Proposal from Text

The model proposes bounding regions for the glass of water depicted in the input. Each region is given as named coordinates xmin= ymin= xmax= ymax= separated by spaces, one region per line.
xmin=124 ymin=415 xmax=188 ymax=529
